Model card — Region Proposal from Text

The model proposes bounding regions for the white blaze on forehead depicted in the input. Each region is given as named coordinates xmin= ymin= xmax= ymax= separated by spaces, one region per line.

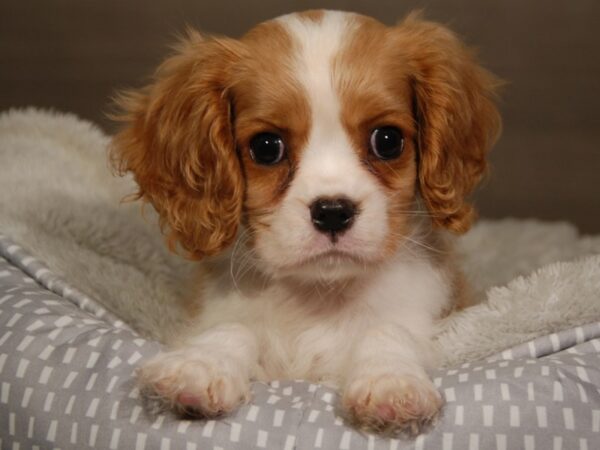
xmin=278 ymin=12 xmax=370 ymax=200
xmin=277 ymin=11 xmax=350 ymax=131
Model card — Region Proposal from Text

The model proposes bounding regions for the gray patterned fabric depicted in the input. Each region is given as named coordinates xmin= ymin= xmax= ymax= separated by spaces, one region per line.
xmin=1 ymin=234 xmax=599 ymax=450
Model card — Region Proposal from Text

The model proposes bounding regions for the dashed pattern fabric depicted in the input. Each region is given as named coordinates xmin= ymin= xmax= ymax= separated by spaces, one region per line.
xmin=1 ymin=234 xmax=599 ymax=450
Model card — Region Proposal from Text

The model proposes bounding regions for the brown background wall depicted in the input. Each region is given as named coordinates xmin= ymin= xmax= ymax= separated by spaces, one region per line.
xmin=1 ymin=0 xmax=599 ymax=232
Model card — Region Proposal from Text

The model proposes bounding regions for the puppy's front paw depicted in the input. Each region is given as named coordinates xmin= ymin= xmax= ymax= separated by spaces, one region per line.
xmin=342 ymin=374 xmax=443 ymax=435
xmin=137 ymin=350 xmax=251 ymax=418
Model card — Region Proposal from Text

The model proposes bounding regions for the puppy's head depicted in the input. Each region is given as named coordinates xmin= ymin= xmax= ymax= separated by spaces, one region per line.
xmin=111 ymin=10 xmax=501 ymax=282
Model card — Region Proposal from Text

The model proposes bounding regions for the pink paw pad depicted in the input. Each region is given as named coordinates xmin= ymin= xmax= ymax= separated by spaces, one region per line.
xmin=177 ymin=392 xmax=203 ymax=407
xmin=376 ymin=404 xmax=397 ymax=421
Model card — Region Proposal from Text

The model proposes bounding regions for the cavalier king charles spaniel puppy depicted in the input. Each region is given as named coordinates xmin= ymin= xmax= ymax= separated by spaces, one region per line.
xmin=111 ymin=10 xmax=500 ymax=434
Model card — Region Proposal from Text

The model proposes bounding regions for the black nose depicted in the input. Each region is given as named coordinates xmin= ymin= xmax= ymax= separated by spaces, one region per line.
xmin=310 ymin=198 xmax=357 ymax=235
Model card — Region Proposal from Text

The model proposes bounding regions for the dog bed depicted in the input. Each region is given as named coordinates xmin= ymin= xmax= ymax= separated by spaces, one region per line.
xmin=1 ymin=108 xmax=599 ymax=449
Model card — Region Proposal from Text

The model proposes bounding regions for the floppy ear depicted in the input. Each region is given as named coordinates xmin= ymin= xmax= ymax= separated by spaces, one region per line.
xmin=110 ymin=31 xmax=245 ymax=259
xmin=396 ymin=13 xmax=502 ymax=233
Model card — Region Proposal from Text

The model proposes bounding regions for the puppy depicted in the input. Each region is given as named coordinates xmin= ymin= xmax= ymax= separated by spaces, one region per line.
xmin=111 ymin=10 xmax=500 ymax=434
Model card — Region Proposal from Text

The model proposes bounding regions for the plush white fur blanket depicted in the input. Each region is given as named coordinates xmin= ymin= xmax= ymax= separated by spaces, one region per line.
xmin=1 ymin=108 xmax=599 ymax=367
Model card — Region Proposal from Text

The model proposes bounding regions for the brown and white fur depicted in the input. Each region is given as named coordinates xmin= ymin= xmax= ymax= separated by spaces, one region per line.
xmin=111 ymin=10 xmax=500 ymax=434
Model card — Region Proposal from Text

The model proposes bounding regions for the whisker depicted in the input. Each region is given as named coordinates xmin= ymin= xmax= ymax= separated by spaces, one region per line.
xmin=233 ymin=245 xmax=259 ymax=277
xmin=402 ymin=234 xmax=446 ymax=254
xmin=229 ymin=230 xmax=249 ymax=295
xmin=236 ymin=252 xmax=262 ymax=281
xmin=229 ymin=228 xmax=263 ymax=291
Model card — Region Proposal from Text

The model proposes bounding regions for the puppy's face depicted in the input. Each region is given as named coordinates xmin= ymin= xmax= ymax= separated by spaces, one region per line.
xmin=234 ymin=13 xmax=418 ymax=281
xmin=111 ymin=11 xmax=500 ymax=282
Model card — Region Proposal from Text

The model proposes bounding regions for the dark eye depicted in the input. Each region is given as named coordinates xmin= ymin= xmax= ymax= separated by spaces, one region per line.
xmin=249 ymin=133 xmax=285 ymax=165
xmin=369 ymin=127 xmax=404 ymax=160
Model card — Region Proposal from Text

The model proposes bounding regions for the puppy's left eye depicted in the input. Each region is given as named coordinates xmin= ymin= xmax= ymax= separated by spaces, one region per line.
xmin=369 ymin=127 xmax=404 ymax=160
xmin=249 ymin=133 xmax=286 ymax=165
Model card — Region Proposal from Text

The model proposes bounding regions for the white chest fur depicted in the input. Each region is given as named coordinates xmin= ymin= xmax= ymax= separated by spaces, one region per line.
xmin=194 ymin=250 xmax=450 ymax=383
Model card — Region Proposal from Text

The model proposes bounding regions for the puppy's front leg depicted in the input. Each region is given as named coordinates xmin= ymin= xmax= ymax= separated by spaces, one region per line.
xmin=342 ymin=324 xmax=443 ymax=435
xmin=138 ymin=323 xmax=258 ymax=417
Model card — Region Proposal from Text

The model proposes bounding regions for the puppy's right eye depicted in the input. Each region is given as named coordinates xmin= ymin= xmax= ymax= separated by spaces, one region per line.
xmin=249 ymin=133 xmax=285 ymax=165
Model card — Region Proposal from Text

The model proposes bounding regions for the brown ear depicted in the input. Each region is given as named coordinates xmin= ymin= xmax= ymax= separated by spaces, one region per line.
xmin=396 ymin=13 xmax=502 ymax=233
xmin=110 ymin=31 xmax=245 ymax=259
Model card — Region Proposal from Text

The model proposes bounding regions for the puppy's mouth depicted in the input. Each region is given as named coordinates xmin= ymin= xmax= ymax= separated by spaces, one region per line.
xmin=294 ymin=249 xmax=360 ymax=266
xmin=275 ymin=248 xmax=373 ymax=281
